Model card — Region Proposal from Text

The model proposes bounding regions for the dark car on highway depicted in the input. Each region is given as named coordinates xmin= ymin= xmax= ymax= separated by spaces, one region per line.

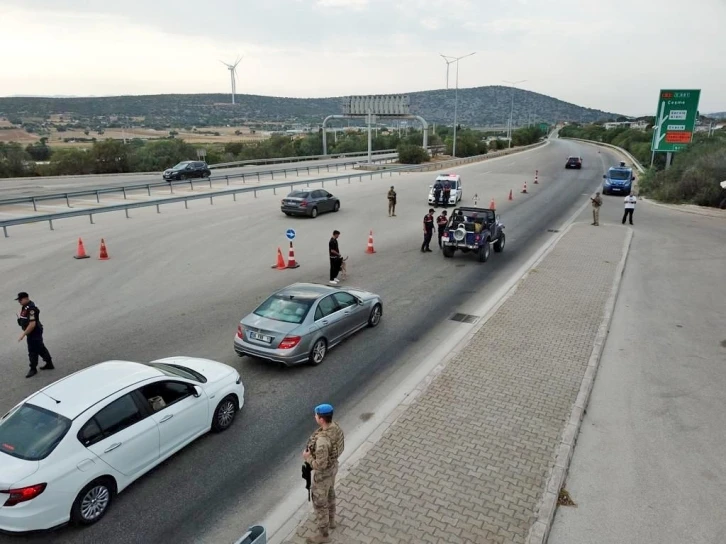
xmin=163 ymin=161 xmax=211 ymax=181
xmin=565 ymin=156 xmax=583 ymax=169
xmin=281 ymin=189 xmax=340 ymax=218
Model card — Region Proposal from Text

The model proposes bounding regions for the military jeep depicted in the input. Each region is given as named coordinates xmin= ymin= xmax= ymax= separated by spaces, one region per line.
xmin=441 ymin=206 xmax=505 ymax=263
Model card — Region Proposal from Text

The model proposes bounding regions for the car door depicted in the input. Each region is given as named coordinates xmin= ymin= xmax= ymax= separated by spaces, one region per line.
xmin=140 ymin=381 xmax=210 ymax=458
xmin=333 ymin=292 xmax=368 ymax=331
xmin=310 ymin=190 xmax=328 ymax=212
xmin=82 ymin=393 xmax=160 ymax=478
xmin=313 ymin=295 xmax=346 ymax=344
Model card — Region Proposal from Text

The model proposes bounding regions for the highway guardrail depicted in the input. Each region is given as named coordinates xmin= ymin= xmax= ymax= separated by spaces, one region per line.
xmin=0 ymin=143 xmax=542 ymax=237
xmin=560 ymin=137 xmax=646 ymax=174
xmin=0 ymin=155 xmax=400 ymax=211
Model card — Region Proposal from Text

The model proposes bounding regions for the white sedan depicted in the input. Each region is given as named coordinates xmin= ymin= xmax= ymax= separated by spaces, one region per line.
xmin=0 ymin=357 xmax=244 ymax=533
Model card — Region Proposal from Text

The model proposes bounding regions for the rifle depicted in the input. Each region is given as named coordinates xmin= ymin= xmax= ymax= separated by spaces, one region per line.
xmin=302 ymin=461 xmax=312 ymax=501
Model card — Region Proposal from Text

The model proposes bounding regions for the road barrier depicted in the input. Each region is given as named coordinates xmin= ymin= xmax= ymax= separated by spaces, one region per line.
xmin=0 ymin=142 xmax=544 ymax=237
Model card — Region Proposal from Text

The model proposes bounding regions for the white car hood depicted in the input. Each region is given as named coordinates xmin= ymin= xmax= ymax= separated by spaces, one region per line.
xmin=152 ymin=356 xmax=234 ymax=383
xmin=0 ymin=452 xmax=40 ymax=489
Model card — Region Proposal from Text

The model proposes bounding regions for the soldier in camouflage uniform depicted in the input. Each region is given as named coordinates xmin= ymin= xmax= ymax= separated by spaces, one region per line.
xmin=302 ymin=403 xmax=345 ymax=544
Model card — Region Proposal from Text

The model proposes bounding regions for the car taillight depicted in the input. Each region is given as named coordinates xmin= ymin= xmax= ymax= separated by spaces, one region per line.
xmin=474 ymin=235 xmax=480 ymax=242
xmin=278 ymin=336 xmax=301 ymax=349
xmin=236 ymin=325 xmax=244 ymax=339
xmin=299 ymin=201 xmax=307 ymax=207
xmin=3 ymin=483 xmax=47 ymax=507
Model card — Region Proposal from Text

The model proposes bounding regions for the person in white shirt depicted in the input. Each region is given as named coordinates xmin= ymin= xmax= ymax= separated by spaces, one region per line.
xmin=622 ymin=192 xmax=636 ymax=225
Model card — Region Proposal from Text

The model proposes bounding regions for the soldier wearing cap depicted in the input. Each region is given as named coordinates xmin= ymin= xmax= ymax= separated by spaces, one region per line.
xmin=302 ymin=403 xmax=345 ymax=544
xmin=15 ymin=292 xmax=54 ymax=378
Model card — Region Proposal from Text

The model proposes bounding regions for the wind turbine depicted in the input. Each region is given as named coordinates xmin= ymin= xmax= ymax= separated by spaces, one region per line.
xmin=440 ymin=54 xmax=457 ymax=89
xmin=220 ymin=56 xmax=243 ymax=104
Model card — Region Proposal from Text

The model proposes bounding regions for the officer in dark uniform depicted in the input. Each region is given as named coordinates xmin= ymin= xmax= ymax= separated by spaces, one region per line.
xmin=433 ymin=181 xmax=443 ymax=207
xmin=436 ymin=210 xmax=448 ymax=248
xmin=15 ymin=292 xmax=54 ymax=378
xmin=442 ymin=182 xmax=451 ymax=208
xmin=421 ymin=209 xmax=435 ymax=253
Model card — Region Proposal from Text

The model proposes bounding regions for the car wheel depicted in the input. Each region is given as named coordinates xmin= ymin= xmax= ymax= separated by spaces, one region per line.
xmin=333 ymin=201 xmax=340 ymax=212
xmin=367 ymin=304 xmax=382 ymax=327
xmin=309 ymin=338 xmax=327 ymax=365
xmin=211 ymin=395 xmax=238 ymax=432
xmin=493 ymin=232 xmax=505 ymax=253
xmin=71 ymin=478 xmax=115 ymax=526
xmin=310 ymin=207 xmax=318 ymax=218
xmin=478 ymin=240 xmax=490 ymax=262
xmin=442 ymin=246 xmax=455 ymax=258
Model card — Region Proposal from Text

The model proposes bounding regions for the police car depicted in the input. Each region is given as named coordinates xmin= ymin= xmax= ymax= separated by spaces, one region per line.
xmin=428 ymin=174 xmax=463 ymax=206
xmin=602 ymin=161 xmax=636 ymax=195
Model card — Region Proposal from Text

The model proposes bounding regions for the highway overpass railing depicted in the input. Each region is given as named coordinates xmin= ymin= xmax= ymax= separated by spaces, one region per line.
xmin=0 ymin=142 xmax=544 ymax=237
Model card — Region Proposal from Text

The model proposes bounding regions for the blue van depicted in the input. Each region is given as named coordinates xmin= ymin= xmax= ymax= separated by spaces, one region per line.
xmin=602 ymin=161 xmax=635 ymax=195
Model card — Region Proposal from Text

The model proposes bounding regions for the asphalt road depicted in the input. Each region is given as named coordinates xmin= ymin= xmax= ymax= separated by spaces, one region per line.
xmin=0 ymin=137 xmax=619 ymax=544
xmin=550 ymin=200 xmax=726 ymax=543
xmin=0 ymin=153 xmax=397 ymax=200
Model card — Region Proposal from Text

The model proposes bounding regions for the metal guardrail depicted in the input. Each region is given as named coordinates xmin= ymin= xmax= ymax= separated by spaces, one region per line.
xmin=0 ymin=155 xmax=400 ymax=211
xmin=0 ymin=142 xmax=543 ymax=237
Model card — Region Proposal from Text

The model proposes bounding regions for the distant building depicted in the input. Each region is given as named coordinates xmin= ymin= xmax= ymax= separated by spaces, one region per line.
xmin=604 ymin=120 xmax=649 ymax=131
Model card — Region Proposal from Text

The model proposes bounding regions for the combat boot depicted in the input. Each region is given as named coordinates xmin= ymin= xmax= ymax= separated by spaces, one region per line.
xmin=306 ymin=530 xmax=331 ymax=544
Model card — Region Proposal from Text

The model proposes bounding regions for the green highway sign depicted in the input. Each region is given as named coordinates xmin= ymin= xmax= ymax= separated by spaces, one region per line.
xmin=651 ymin=89 xmax=701 ymax=152
xmin=538 ymin=123 xmax=549 ymax=133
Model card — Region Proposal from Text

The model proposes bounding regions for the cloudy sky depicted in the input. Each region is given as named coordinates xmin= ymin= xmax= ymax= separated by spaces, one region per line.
xmin=1 ymin=0 xmax=724 ymax=116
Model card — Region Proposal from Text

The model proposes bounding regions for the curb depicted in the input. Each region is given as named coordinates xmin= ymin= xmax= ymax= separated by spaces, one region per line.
xmin=268 ymin=216 xmax=597 ymax=544
xmin=640 ymin=197 xmax=726 ymax=218
xmin=525 ymin=226 xmax=634 ymax=544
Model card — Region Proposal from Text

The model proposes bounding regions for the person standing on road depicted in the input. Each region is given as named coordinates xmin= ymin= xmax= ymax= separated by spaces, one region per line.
xmin=302 ymin=403 xmax=345 ymax=544
xmin=421 ymin=209 xmax=435 ymax=252
xmin=387 ymin=186 xmax=397 ymax=217
xmin=15 ymin=292 xmax=54 ymax=378
xmin=442 ymin=182 xmax=451 ymax=208
xmin=328 ymin=231 xmax=342 ymax=285
xmin=436 ymin=210 xmax=448 ymax=248
xmin=433 ymin=180 xmax=443 ymax=207
xmin=622 ymin=192 xmax=636 ymax=225
xmin=590 ymin=192 xmax=603 ymax=226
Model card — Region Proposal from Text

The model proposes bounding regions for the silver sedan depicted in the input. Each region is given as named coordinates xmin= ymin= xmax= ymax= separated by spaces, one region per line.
xmin=233 ymin=283 xmax=383 ymax=366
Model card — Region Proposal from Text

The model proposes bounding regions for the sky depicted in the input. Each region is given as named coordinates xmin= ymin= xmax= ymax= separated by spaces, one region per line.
xmin=0 ymin=0 xmax=724 ymax=116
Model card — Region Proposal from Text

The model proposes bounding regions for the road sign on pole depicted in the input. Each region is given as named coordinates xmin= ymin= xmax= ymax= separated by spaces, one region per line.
xmin=285 ymin=229 xmax=296 ymax=241
xmin=651 ymin=89 xmax=701 ymax=153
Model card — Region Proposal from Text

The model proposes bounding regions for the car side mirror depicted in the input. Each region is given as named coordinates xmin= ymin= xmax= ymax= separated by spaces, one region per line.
xmin=193 ymin=386 xmax=202 ymax=398
xmin=631 ymin=176 xmax=636 ymax=181
xmin=328 ymin=194 xmax=333 ymax=199
xmin=602 ymin=174 xmax=606 ymax=179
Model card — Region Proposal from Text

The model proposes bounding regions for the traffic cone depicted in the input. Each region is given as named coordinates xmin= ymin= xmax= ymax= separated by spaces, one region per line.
xmin=271 ymin=247 xmax=286 ymax=270
xmin=508 ymin=189 xmax=513 ymax=201
xmin=489 ymin=198 xmax=495 ymax=209
xmin=521 ymin=182 xmax=528 ymax=194
xmin=287 ymin=242 xmax=300 ymax=269
xmin=73 ymin=237 xmax=90 ymax=259
xmin=534 ymin=169 xmax=539 ymax=184
xmin=365 ymin=230 xmax=376 ymax=254
xmin=98 ymin=238 xmax=110 ymax=260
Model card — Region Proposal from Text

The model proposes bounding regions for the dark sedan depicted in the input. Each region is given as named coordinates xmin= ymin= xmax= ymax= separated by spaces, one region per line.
xmin=565 ymin=156 xmax=582 ymax=169
xmin=163 ymin=161 xmax=211 ymax=181
xmin=281 ymin=189 xmax=340 ymax=218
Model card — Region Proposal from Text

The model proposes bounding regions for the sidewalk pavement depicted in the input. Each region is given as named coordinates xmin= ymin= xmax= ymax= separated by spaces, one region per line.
xmin=281 ymin=221 xmax=632 ymax=544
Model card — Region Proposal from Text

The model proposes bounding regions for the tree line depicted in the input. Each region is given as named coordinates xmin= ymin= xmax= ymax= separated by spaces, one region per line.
xmin=0 ymin=125 xmax=546 ymax=178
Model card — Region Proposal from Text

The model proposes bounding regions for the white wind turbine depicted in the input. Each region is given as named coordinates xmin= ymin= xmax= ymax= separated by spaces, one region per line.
xmin=220 ymin=56 xmax=243 ymax=104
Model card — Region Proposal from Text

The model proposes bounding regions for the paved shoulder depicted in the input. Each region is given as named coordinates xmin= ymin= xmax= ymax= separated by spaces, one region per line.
xmin=283 ymin=223 xmax=631 ymax=544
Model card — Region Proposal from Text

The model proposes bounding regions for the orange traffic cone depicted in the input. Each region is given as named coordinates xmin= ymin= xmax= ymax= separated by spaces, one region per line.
xmin=271 ymin=247 xmax=286 ymax=270
xmin=365 ymin=230 xmax=376 ymax=254
xmin=534 ymin=169 xmax=539 ymax=184
xmin=98 ymin=238 xmax=110 ymax=260
xmin=489 ymin=198 xmax=496 ymax=209
xmin=73 ymin=237 xmax=90 ymax=259
xmin=287 ymin=242 xmax=300 ymax=269
xmin=508 ymin=189 xmax=513 ymax=201
xmin=521 ymin=182 xmax=528 ymax=194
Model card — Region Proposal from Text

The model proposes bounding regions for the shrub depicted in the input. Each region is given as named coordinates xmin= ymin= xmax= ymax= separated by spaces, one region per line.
xmin=397 ymin=144 xmax=430 ymax=164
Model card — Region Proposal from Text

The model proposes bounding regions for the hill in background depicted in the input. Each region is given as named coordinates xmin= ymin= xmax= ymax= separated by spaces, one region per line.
xmin=0 ymin=86 xmax=621 ymax=130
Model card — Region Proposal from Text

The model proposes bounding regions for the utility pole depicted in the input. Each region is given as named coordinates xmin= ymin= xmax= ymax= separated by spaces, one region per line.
xmin=503 ymin=79 xmax=526 ymax=148
xmin=443 ymin=52 xmax=476 ymax=158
